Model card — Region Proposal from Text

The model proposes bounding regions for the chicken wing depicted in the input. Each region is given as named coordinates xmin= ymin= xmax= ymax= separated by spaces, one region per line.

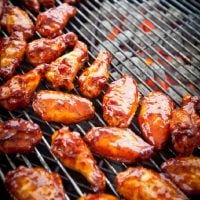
xmin=138 ymin=91 xmax=174 ymax=150
xmin=116 ymin=166 xmax=188 ymax=200
xmin=170 ymin=95 xmax=200 ymax=155
xmin=78 ymin=50 xmax=112 ymax=98
xmin=51 ymin=127 xmax=106 ymax=192
xmin=0 ymin=64 xmax=45 ymax=111
xmin=39 ymin=0 xmax=55 ymax=7
xmin=0 ymin=35 xmax=26 ymax=79
xmin=45 ymin=41 xmax=88 ymax=90
xmin=32 ymin=90 xmax=95 ymax=124
xmin=26 ymin=32 xmax=77 ymax=66
xmin=103 ymin=74 xmax=140 ymax=128
xmin=5 ymin=166 xmax=65 ymax=200
xmin=0 ymin=118 xmax=42 ymax=154
xmin=84 ymin=127 xmax=154 ymax=163
xmin=161 ymin=156 xmax=200 ymax=195
xmin=36 ymin=3 xmax=76 ymax=38
xmin=1 ymin=6 xmax=34 ymax=40
xmin=64 ymin=0 xmax=80 ymax=5
xmin=0 ymin=0 xmax=7 ymax=19
xmin=20 ymin=0 xmax=40 ymax=13
xmin=78 ymin=193 xmax=119 ymax=200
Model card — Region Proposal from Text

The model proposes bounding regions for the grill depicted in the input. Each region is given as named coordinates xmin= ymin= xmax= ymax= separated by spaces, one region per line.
xmin=0 ymin=0 xmax=200 ymax=199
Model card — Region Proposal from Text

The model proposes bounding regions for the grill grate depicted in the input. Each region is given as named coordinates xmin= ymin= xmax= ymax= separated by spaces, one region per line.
xmin=0 ymin=0 xmax=200 ymax=199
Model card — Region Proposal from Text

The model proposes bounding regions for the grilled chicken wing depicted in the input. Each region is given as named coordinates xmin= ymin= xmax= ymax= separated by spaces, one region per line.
xmin=20 ymin=0 xmax=40 ymax=13
xmin=26 ymin=32 xmax=77 ymax=66
xmin=1 ymin=6 xmax=34 ymax=40
xmin=0 ymin=118 xmax=42 ymax=154
xmin=138 ymin=91 xmax=174 ymax=150
xmin=5 ymin=166 xmax=65 ymax=200
xmin=36 ymin=3 xmax=76 ymax=38
xmin=103 ymin=74 xmax=140 ymax=128
xmin=84 ymin=127 xmax=154 ymax=163
xmin=32 ymin=90 xmax=95 ymax=124
xmin=116 ymin=166 xmax=188 ymax=200
xmin=0 ymin=35 xmax=26 ymax=79
xmin=78 ymin=50 xmax=112 ymax=98
xmin=78 ymin=193 xmax=119 ymax=200
xmin=45 ymin=41 xmax=88 ymax=90
xmin=0 ymin=64 xmax=45 ymax=111
xmin=51 ymin=127 xmax=106 ymax=192
xmin=39 ymin=0 xmax=55 ymax=7
xmin=170 ymin=95 xmax=200 ymax=155
xmin=161 ymin=156 xmax=200 ymax=195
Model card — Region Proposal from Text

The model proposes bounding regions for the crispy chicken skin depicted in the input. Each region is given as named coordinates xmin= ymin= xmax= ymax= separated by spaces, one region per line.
xmin=1 ymin=6 xmax=34 ymax=40
xmin=26 ymin=32 xmax=78 ymax=66
xmin=170 ymin=95 xmax=200 ymax=155
xmin=5 ymin=166 xmax=65 ymax=200
xmin=20 ymin=0 xmax=40 ymax=13
xmin=0 ymin=65 xmax=45 ymax=111
xmin=32 ymin=90 xmax=95 ymax=124
xmin=103 ymin=74 xmax=140 ymax=128
xmin=36 ymin=3 xmax=76 ymax=38
xmin=78 ymin=193 xmax=119 ymax=200
xmin=0 ymin=118 xmax=42 ymax=154
xmin=161 ymin=156 xmax=200 ymax=195
xmin=138 ymin=91 xmax=174 ymax=150
xmin=45 ymin=41 xmax=88 ymax=90
xmin=116 ymin=166 xmax=188 ymax=200
xmin=84 ymin=127 xmax=154 ymax=163
xmin=78 ymin=50 xmax=112 ymax=98
xmin=0 ymin=35 xmax=26 ymax=79
xmin=51 ymin=127 xmax=106 ymax=192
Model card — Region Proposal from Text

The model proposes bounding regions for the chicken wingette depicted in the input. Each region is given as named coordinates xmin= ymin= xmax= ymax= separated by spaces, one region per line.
xmin=5 ymin=166 xmax=65 ymax=200
xmin=77 ymin=193 xmax=119 ymax=200
xmin=138 ymin=91 xmax=174 ymax=150
xmin=84 ymin=127 xmax=154 ymax=163
xmin=45 ymin=41 xmax=88 ymax=90
xmin=103 ymin=74 xmax=140 ymax=128
xmin=51 ymin=127 xmax=106 ymax=192
xmin=78 ymin=50 xmax=112 ymax=98
xmin=32 ymin=90 xmax=95 ymax=124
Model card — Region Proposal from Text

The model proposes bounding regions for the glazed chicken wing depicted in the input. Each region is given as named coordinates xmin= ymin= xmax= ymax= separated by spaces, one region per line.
xmin=0 ymin=64 xmax=45 ymax=111
xmin=1 ymin=6 xmax=34 ymax=40
xmin=51 ymin=127 xmax=106 ymax=192
xmin=0 ymin=118 xmax=42 ymax=154
xmin=26 ymin=32 xmax=77 ymax=66
xmin=78 ymin=193 xmax=119 ymax=200
xmin=78 ymin=50 xmax=112 ymax=98
xmin=116 ymin=166 xmax=188 ymax=200
xmin=138 ymin=91 xmax=174 ymax=150
xmin=84 ymin=127 xmax=154 ymax=163
xmin=32 ymin=90 xmax=95 ymax=124
xmin=5 ymin=166 xmax=65 ymax=200
xmin=170 ymin=95 xmax=200 ymax=155
xmin=36 ymin=3 xmax=76 ymax=38
xmin=103 ymin=74 xmax=140 ymax=128
xmin=45 ymin=41 xmax=88 ymax=90
xmin=20 ymin=0 xmax=40 ymax=13
xmin=161 ymin=156 xmax=200 ymax=195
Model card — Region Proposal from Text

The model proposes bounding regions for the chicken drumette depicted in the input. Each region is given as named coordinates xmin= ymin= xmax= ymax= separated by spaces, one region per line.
xmin=78 ymin=193 xmax=119 ymax=200
xmin=78 ymin=50 xmax=112 ymax=98
xmin=51 ymin=127 xmax=106 ymax=192
xmin=5 ymin=166 xmax=65 ymax=200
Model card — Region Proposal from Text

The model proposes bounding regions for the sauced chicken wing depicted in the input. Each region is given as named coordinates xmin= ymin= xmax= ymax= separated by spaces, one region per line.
xmin=84 ymin=127 xmax=154 ymax=163
xmin=103 ymin=74 xmax=140 ymax=128
xmin=26 ymin=32 xmax=77 ymax=66
xmin=39 ymin=0 xmax=55 ymax=7
xmin=5 ymin=166 xmax=65 ymax=200
xmin=45 ymin=41 xmax=88 ymax=90
xmin=78 ymin=50 xmax=112 ymax=98
xmin=138 ymin=91 xmax=174 ymax=150
xmin=36 ymin=3 xmax=76 ymax=38
xmin=51 ymin=127 xmax=106 ymax=192
xmin=32 ymin=90 xmax=95 ymax=124
xmin=170 ymin=95 xmax=200 ymax=155
xmin=0 ymin=65 xmax=45 ymax=111
xmin=20 ymin=0 xmax=40 ymax=13
xmin=0 ymin=118 xmax=42 ymax=154
xmin=78 ymin=193 xmax=119 ymax=200
xmin=1 ymin=6 xmax=34 ymax=40
xmin=116 ymin=166 xmax=188 ymax=200
xmin=161 ymin=156 xmax=200 ymax=195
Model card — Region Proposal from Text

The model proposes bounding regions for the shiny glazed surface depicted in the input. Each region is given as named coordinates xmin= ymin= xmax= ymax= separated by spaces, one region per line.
xmin=77 ymin=193 xmax=119 ymax=200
